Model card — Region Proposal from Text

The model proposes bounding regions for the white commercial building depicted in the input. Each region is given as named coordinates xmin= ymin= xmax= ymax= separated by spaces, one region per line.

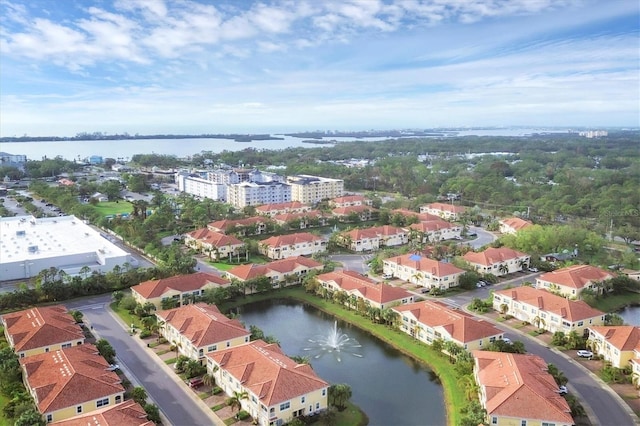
xmin=287 ymin=175 xmax=344 ymax=205
xmin=0 ymin=215 xmax=133 ymax=281
xmin=226 ymin=181 xmax=292 ymax=208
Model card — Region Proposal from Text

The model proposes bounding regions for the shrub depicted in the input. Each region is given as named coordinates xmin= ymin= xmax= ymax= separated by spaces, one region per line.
xmin=237 ymin=410 xmax=250 ymax=420
xmin=139 ymin=329 xmax=152 ymax=339
xmin=213 ymin=386 xmax=223 ymax=395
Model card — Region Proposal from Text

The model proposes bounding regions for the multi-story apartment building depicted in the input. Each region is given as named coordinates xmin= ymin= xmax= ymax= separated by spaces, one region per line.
xmin=131 ymin=272 xmax=230 ymax=308
xmin=588 ymin=326 xmax=640 ymax=368
xmin=287 ymin=175 xmax=344 ymax=205
xmin=463 ymin=247 xmax=530 ymax=276
xmin=258 ymin=232 xmax=327 ymax=260
xmin=226 ymin=256 xmax=324 ymax=290
xmin=536 ymin=264 xmax=613 ymax=299
xmin=383 ymin=253 xmax=465 ymax=290
xmin=176 ymin=173 xmax=227 ymax=201
xmin=226 ymin=181 xmax=292 ymax=208
xmin=499 ymin=217 xmax=533 ymax=235
xmin=419 ymin=203 xmax=466 ymax=221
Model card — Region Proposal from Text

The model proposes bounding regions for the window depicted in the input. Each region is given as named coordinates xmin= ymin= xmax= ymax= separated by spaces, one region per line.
xmin=279 ymin=402 xmax=290 ymax=411
xmin=208 ymin=345 xmax=217 ymax=352
xmin=62 ymin=343 xmax=72 ymax=349
xmin=96 ymin=398 xmax=109 ymax=408
xmin=46 ymin=414 xmax=52 ymax=423
xmin=492 ymin=417 xmax=497 ymax=425
xmin=45 ymin=347 xmax=49 ymax=353
xmin=20 ymin=353 xmax=24 ymax=358
xmin=577 ymin=321 xmax=584 ymax=326
xmin=521 ymin=421 xmax=527 ymax=426
xmin=301 ymin=396 xmax=305 ymax=404
xmin=322 ymin=389 xmax=326 ymax=396
xmin=115 ymin=395 xmax=121 ymax=403
xmin=226 ymin=341 xmax=231 ymax=348
xmin=76 ymin=406 xmax=82 ymax=414
xmin=542 ymin=423 xmax=556 ymax=426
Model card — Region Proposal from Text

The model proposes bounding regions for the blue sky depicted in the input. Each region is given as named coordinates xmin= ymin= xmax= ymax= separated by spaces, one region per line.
xmin=1 ymin=0 xmax=638 ymax=137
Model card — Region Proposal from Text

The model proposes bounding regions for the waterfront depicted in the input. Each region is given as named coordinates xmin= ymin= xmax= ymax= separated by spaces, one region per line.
xmin=619 ymin=305 xmax=640 ymax=326
xmin=236 ymin=299 xmax=446 ymax=426
xmin=2 ymin=128 xmax=573 ymax=161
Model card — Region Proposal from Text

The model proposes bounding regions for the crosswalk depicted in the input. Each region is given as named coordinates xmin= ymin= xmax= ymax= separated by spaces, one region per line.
xmin=440 ymin=298 xmax=461 ymax=309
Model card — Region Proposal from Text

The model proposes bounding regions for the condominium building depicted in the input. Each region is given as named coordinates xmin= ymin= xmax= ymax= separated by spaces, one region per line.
xmin=287 ymin=175 xmax=344 ymax=205
xmin=176 ymin=173 xmax=227 ymax=201
xmin=226 ymin=181 xmax=292 ymax=208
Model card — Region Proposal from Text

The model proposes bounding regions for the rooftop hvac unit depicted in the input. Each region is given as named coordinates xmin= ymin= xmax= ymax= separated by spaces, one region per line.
xmin=28 ymin=245 xmax=38 ymax=253
xmin=16 ymin=230 xmax=26 ymax=237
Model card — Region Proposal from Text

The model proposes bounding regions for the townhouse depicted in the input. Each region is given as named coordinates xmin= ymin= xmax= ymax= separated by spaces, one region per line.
xmin=536 ymin=264 xmax=614 ymax=299
xmin=390 ymin=208 xmax=441 ymax=223
xmin=394 ymin=300 xmax=503 ymax=351
xmin=493 ymin=286 xmax=605 ymax=335
xmin=315 ymin=270 xmax=414 ymax=309
xmin=337 ymin=225 xmax=408 ymax=252
xmin=588 ymin=326 xmax=640 ymax=369
xmin=419 ymin=203 xmax=466 ymax=221
xmin=256 ymin=201 xmax=311 ymax=217
xmin=331 ymin=205 xmax=377 ymax=222
xmin=131 ymin=272 xmax=231 ymax=309
xmin=383 ymin=253 xmax=465 ymax=290
xmin=226 ymin=256 xmax=324 ymax=291
xmin=329 ymin=195 xmax=372 ymax=208
xmin=473 ymin=351 xmax=573 ymax=426
xmin=1 ymin=305 xmax=84 ymax=358
xmin=156 ymin=303 xmax=250 ymax=362
xmin=50 ymin=400 xmax=152 ymax=426
xmin=272 ymin=210 xmax=328 ymax=230
xmin=21 ymin=344 xmax=125 ymax=423
xmin=499 ymin=217 xmax=533 ymax=235
xmin=184 ymin=228 xmax=244 ymax=260
xmin=258 ymin=232 xmax=327 ymax=260
xmin=463 ymin=247 xmax=530 ymax=276
xmin=207 ymin=340 xmax=329 ymax=426
xmin=406 ymin=219 xmax=462 ymax=242
xmin=208 ymin=217 xmax=272 ymax=236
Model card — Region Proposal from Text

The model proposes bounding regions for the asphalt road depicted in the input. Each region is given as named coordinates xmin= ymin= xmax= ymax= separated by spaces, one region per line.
xmin=467 ymin=225 xmax=497 ymax=249
xmin=64 ymin=294 xmax=220 ymax=426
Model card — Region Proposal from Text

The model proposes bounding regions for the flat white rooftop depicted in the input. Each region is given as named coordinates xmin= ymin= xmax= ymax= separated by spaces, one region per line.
xmin=0 ymin=215 xmax=130 ymax=280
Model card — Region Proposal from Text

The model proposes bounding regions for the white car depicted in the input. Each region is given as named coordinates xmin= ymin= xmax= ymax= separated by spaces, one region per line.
xmin=382 ymin=273 xmax=393 ymax=279
xmin=577 ymin=350 xmax=593 ymax=358
xmin=501 ymin=337 xmax=512 ymax=344
xmin=528 ymin=267 xmax=539 ymax=272
xmin=106 ymin=364 xmax=120 ymax=371
xmin=557 ymin=385 xmax=568 ymax=395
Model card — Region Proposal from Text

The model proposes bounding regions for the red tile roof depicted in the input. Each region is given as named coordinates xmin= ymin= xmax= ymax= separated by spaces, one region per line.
xmin=500 ymin=217 xmax=533 ymax=231
xmin=408 ymin=219 xmax=456 ymax=232
xmin=331 ymin=205 xmax=377 ymax=216
xmin=208 ymin=340 xmax=328 ymax=406
xmin=2 ymin=305 xmax=84 ymax=352
xmin=538 ymin=265 xmax=613 ymax=290
xmin=589 ymin=326 xmax=640 ymax=352
xmin=392 ymin=209 xmax=441 ymax=222
xmin=424 ymin=203 xmax=466 ymax=214
xmin=331 ymin=195 xmax=367 ymax=204
xmin=495 ymin=286 xmax=604 ymax=322
xmin=186 ymin=228 xmax=243 ymax=246
xmin=132 ymin=272 xmax=229 ymax=299
xmin=395 ymin=301 xmax=502 ymax=344
xmin=51 ymin=400 xmax=153 ymax=426
xmin=316 ymin=270 xmax=413 ymax=304
xmin=259 ymin=232 xmax=324 ymax=248
xmin=463 ymin=247 xmax=528 ymax=266
xmin=226 ymin=256 xmax=323 ymax=281
xmin=208 ymin=217 xmax=271 ymax=233
xmin=21 ymin=344 xmax=124 ymax=414
xmin=156 ymin=303 xmax=249 ymax=348
xmin=384 ymin=253 xmax=464 ymax=277
xmin=272 ymin=210 xmax=325 ymax=224
xmin=256 ymin=201 xmax=308 ymax=213
xmin=473 ymin=351 xmax=572 ymax=424
xmin=342 ymin=225 xmax=405 ymax=240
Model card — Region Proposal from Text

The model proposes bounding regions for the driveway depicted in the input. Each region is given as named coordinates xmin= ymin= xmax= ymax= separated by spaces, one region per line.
xmin=64 ymin=294 xmax=224 ymax=426
xmin=466 ymin=225 xmax=497 ymax=249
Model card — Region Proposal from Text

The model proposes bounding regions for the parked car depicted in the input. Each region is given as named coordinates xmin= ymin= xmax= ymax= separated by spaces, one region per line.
xmin=501 ymin=337 xmax=512 ymax=344
xmin=382 ymin=273 xmax=393 ymax=279
xmin=528 ymin=267 xmax=539 ymax=272
xmin=420 ymin=288 xmax=429 ymax=293
xmin=577 ymin=350 xmax=593 ymax=358
xmin=188 ymin=377 xmax=204 ymax=388
xmin=106 ymin=364 xmax=120 ymax=371
xmin=557 ymin=385 xmax=568 ymax=395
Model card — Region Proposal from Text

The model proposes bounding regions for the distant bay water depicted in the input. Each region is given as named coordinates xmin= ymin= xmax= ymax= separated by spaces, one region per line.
xmin=1 ymin=128 xmax=571 ymax=161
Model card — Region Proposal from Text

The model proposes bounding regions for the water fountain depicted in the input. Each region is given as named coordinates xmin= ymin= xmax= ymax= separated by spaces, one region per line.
xmin=304 ymin=321 xmax=363 ymax=362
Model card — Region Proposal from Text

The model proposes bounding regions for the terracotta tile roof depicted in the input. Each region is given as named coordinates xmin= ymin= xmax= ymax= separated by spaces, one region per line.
xmin=495 ymin=286 xmax=604 ymax=322
xmin=256 ymin=201 xmax=308 ymax=212
xmin=538 ymin=265 xmax=613 ymax=290
xmin=392 ymin=209 xmax=441 ymax=222
xmin=157 ymin=303 xmax=249 ymax=348
xmin=463 ymin=247 xmax=528 ymax=266
xmin=331 ymin=205 xmax=377 ymax=216
xmin=473 ymin=351 xmax=573 ymax=424
xmin=259 ymin=232 xmax=325 ymax=248
xmin=186 ymin=228 xmax=243 ymax=247
xmin=208 ymin=217 xmax=271 ymax=234
xmin=343 ymin=225 xmax=405 ymax=240
xmin=424 ymin=203 xmax=466 ymax=214
xmin=408 ymin=219 xmax=456 ymax=232
xmin=208 ymin=340 xmax=328 ymax=406
xmin=500 ymin=217 xmax=533 ymax=231
xmin=394 ymin=301 xmax=502 ymax=344
xmin=316 ymin=270 xmax=412 ymax=304
xmin=227 ymin=256 xmax=323 ymax=281
xmin=384 ymin=253 xmax=464 ymax=277
xmin=331 ymin=195 xmax=367 ymax=204
xmin=132 ymin=272 xmax=230 ymax=299
xmin=20 ymin=344 xmax=124 ymax=414
xmin=589 ymin=326 xmax=640 ymax=352
xmin=272 ymin=210 xmax=325 ymax=223
xmin=50 ymin=400 xmax=153 ymax=426
xmin=1 ymin=305 xmax=84 ymax=352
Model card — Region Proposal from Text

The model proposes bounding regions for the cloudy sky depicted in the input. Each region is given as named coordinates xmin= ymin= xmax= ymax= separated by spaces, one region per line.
xmin=1 ymin=0 xmax=638 ymax=137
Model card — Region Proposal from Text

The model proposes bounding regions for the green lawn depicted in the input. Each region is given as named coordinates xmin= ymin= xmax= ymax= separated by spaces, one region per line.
xmin=109 ymin=301 xmax=144 ymax=330
xmin=220 ymin=288 xmax=466 ymax=426
xmin=588 ymin=291 xmax=640 ymax=313
xmin=91 ymin=201 xmax=134 ymax=216
xmin=0 ymin=393 xmax=10 ymax=426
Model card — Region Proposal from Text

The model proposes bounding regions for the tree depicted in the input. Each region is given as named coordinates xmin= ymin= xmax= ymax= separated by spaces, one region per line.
xmin=227 ymin=390 xmax=249 ymax=413
xmin=95 ymin=339 xmax=116 ymax=364
xmin=144 ymin=403 xmax=161 ymax=424
xmin=547 ymin=364 xmax=568 ymax=386
xmin=328 ymin=383 xmax=352 ymax=411
xmin=131 ymin=386 xmax=148 ymax=405
xmin=14 ymin=407 xmax=46 ymax=426
xmin=70 ymin=310 xmax=84 ymax=323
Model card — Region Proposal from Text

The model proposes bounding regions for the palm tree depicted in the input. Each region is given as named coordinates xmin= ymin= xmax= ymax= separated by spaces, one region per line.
xmin=202 ymin=371 xmax=216 ymax=388
xmin=227 ymin=390 xmax=248 ymax=413
xmin=498 ymin=264 xmax=509 ymax=276
xmin=499 ymin=303 xmax=509 ymax=317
